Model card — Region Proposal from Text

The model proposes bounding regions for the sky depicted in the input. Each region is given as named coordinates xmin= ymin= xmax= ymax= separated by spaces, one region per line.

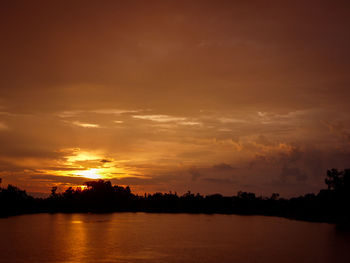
xmin=1 ymin=0 xmax=350 ymax=197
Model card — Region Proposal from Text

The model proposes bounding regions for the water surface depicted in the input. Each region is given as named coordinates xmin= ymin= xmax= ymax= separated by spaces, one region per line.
xmin=0 ymin=213 xmax=349 ymax=263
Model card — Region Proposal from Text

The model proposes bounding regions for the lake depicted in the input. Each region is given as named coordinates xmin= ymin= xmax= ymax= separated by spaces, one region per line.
xmin=0 ymin=213 xmax=349 ymax=263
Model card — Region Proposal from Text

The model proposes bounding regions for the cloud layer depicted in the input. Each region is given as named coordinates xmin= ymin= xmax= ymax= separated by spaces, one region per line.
xmin=1 ymin=1 xmax=350 ymax=196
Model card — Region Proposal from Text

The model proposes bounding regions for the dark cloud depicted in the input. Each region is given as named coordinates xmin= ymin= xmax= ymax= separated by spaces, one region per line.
xmin=203 ymin=177 xmax=236 ymax=185
xmin=43 ymin=167 xmax=88 ymax=171
xmin=100 ymin=159 xmax=112 ymax=163
xmin=212 ymin=163 xmax=235 ymax=171
xmin=189 ymin=167 xmax=202 ymax=181
xmin=29 ymin=174 xmax=86 ymax=185
xmin=280 ymin=165 xmax=308 ymax=182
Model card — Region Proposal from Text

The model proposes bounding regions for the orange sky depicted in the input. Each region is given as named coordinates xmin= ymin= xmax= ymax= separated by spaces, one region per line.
xmin=1 ymin=0 xmax=350 ymax=196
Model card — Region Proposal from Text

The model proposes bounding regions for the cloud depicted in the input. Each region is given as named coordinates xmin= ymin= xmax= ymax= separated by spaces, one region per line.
xmin=57 ymin=110 xmax=83 ymax=118
xmin=324 ymin=120 xmax=350 ymax=144
xmin=203 ymin=177 xmax=236 ymax=185
xmin=197 ymin=37 xmax=260 ymax=49
xmin=1 ymin=105 xmax=349 ymax=197
xmin=132 ymin=114 xmax=202 ymax=127
xmin=178 ymin=121 xmax=201 ymax=126
xmin=90 ymin=109 xmax=140 ymax=115
xmin=72 ymin=121 xmax=100 ymax=128
xmin=133 ymin=114 xmax=186 ymax=123
xmin=1 ymin=0 xmax=350 ymax=196
xmin=280 ymin=165 xmax=308 ymax=182
xmin=0 ymin=122 xmax=8 ymax=130
xmin=212 ymin=163 xmax=235 ymax=171
xmin=42 ymin=166 xmax=89 ymax=171
xmin=30 ymin=174 xmax=87 ymax=185
xmin=58 ymin=109 xmax=140 ymax=118
xmin=189 ymin=167 xmax=202 ymax=181
xmin=219 ymin=117 xmax=247 ymax=124
xmin=100 ymin=159 xmax=112 ymax=163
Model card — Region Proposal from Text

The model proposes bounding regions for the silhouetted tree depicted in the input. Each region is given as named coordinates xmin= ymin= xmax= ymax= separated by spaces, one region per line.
xmin=325 ymin=169 xmax=344 ymax=191
xmin=270 ymin=193 xmax=280 ymax=200
xmin=0 ymin=170 xmax=349 ymax=229
xmin=50 ymin=186 xmax=58 ymax=198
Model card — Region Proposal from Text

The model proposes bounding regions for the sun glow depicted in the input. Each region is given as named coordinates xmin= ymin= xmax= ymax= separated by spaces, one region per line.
xmin=42 ymin=149 xmax=141 ymax=181
xmin=73 ymin=168 xmax=102 ymax=179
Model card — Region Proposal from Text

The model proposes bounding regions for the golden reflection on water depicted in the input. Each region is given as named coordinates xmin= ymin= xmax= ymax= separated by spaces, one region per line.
xmin=0 ymin=213 xmax=349 ymax=263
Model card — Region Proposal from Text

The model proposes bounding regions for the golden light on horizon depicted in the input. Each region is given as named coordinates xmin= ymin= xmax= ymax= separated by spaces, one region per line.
xmin=65 ymin=150 xmax=103 ymax=163
xmin=31 ymin=149 xmax=130 ymax=181
xmin=48 ymin=149 xmax=142 ymax=181
xmin=73 ymin=168 xmax=102 ymax=179
xmin=63 ymin=150 xmax=119 ymax=179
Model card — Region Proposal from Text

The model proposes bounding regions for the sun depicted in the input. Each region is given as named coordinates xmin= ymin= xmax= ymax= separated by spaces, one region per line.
xmin=73 ymin=168 xmax=102 ymax=179
xmin=48 ymin=149 xmax=135 ymax=180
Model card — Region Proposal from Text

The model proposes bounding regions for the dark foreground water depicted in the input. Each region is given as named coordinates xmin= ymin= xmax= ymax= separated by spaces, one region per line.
xmin=0 ymin=213 xmax=349 ymax=263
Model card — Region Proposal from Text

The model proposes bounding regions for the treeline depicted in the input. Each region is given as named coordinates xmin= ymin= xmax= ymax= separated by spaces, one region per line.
xmin=0 ymin=169 xmax=349 ymax=228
